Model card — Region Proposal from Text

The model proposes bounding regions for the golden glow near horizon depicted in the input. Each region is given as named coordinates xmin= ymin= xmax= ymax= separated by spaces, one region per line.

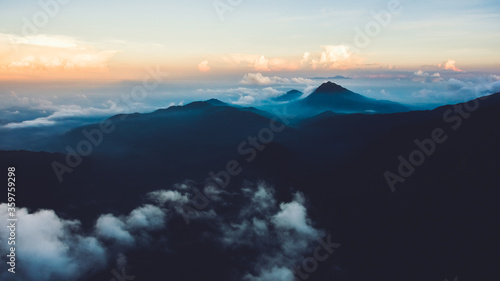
xmin=0 ymin=0 xmax=499 ymax=81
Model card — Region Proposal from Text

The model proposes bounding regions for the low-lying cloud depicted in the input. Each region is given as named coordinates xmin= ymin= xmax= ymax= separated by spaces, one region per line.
xmin=438 ymin=59 xmax=463 ymax=72
xmin=300 ymin=45 xmax=363 ymax=70
xmin=0 ymin=90 xmax=157 ymax=129
xmin=0 ymin=181 xmax=331 ymax=281
xmin=0 ymin=206 xmax=107 ymax=281
xmin=412 ymin=75 xmax=500 ymax=103
xmin=413 ymin=70 xmax=442 ymax=83
xmin=240 ymin=73 xmax=314 ymax=85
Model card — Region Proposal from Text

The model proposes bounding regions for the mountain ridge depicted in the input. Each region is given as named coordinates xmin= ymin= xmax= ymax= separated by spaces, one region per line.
xmin=293 ymin=81 xmax=409 ymax=115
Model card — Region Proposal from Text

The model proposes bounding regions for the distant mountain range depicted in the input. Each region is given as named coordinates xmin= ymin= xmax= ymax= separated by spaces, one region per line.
xmin=288 ymin=81 xmax=409 ymax=116
xmin=1 ymin=83 xmax=499 ymax=281
xmin=273 ymin=89 xmax=303 ymax=102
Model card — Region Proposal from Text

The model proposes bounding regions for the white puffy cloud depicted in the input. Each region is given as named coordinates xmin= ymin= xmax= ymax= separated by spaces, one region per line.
xmin=0 ymin=180 xmax=332 ymax=281
xmin=4 ymin=117 xmax=57 ymax=128
xmin=447 ymin=78 xmax=471 ymax=91
xmin=413 ymin=70 xmax=442 ymax=83
xmin=301 ymin=45 xmax=361 ymax=70
xmin=196 ymin=86 xmax=286 ymax=103
xmin=491 ymin=82 xmax=500 ymax=93
xmin=208 ymin=183 xmax=327 ymax=281
xmin=126 ymin=204 xmax=166 ymax=231
xmin=146 ymin=184 xmax=218 ymax=223
xmin=0 ymin=89 xmax=159 ymax=129
xmin=251 ymin=218 xmax=269 ymax=236
xmin=303 ymin=84 xmax=319 ymax=96
xmin=318 ymin=45 xmax=351 ymax=63
xmin=414 ymin=70 xmax=441 ymax=77
xmin=95 ymin=203 xmax=168 ymax=248
xmin=262 ymin=87 xmax=282 ymax=98
xmin=272 ymin=193 xmax=318 ymax=237
xmin=0 ymin=204 xmax=107 ymax=281
xmin=2 ymin=101 xmax=124 ymax=129
xmin=240 ymin=73 xmax=313 ymax=85
xmin=218 ymin=185 xmax=276 ymax=246
xmin=233 ymin=95 xmax=256 ymax=105
xmin=96 ymin=214 xmax=135 ymax=245
xmin=223 ymin=54 xmax=299 ymax=71
xmin=0 ymin=199 xmax=172 ymax=281
xmin=4 ymin=51 xmax=117 ymax=71
xmin=438 ymin=60 xmax=463 ymax=72
xmin=300 ymin=52 xmax=311 ymax=66
xmin=241 ymin=184 xmax=276 ymax=216
xmin=197 ymin=60 xmax=210 ymax=72
xmin=240 ymin=73 xmax=273 ymax=85
xmin=148 ymin=190 xmax=190 ymax=206
xmin=0 ymin=198 xmax=174 ymax=280
xmin=253 ymin=55 xmax=270 ymax=71
xmin=224 ymin=54 xmax=271 ymax=71
xmin=290 ymin=77 xmax=315 ymax=84
xmin=197 ymin=84 xmax=298 ymax=105
xmin=412 ymin=76 xmax=500 ymax=103
xmin=217 ymin=44 xmax=378 ymax=72
xmin=203 ymin=184 xmax=225 ymax=202
xmin=0 ymin=33 xmax=117 ymax=74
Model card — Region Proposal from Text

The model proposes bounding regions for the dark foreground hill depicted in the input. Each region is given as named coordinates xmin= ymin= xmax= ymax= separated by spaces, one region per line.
xmin=1 ymin=92 xmax=499 ymax=281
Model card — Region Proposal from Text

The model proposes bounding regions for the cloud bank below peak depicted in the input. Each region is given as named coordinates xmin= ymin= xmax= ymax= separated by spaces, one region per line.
xmin=240 ymin=73 xmax=314 ymax=85
xmin=0 ymin=180 xmax=333 ymax=281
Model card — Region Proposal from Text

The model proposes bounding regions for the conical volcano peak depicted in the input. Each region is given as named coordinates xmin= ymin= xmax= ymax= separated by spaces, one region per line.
xmin=314 ymin=81 xmax=350 ymax=94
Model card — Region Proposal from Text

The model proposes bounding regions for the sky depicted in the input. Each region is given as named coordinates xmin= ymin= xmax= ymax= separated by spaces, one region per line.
xmin=0 ymin=0 xmax=499 ymax=81
xmin=0 ymin=0 xmax=499 ymax=129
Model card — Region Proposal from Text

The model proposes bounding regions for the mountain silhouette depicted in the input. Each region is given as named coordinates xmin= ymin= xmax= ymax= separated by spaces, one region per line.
xmin=274 ymin=90 xmax=303 ymax=102
xmin=295 ymin=81 xmax=409 ymax=115
xmin=1 ymin=91 xmax=499 ymax=281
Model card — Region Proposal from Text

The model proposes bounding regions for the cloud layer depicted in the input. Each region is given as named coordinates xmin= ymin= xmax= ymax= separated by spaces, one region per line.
xmin=0 ymin=206 xmax=107 ymax=281
xmin=0 ymin=181 xmax=329 ymax=281
xmin=151 ymin=182 xmax=326 ymax=281
xmin=439 ymin=60 xmax=463 ymax=72
xmin=300 ymin=45 xmax=361 ymax=70
xmin=0 ymin=33 xmax=118 ymax=78
xmin=240 ymin=73 xmax=313 ymax=85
